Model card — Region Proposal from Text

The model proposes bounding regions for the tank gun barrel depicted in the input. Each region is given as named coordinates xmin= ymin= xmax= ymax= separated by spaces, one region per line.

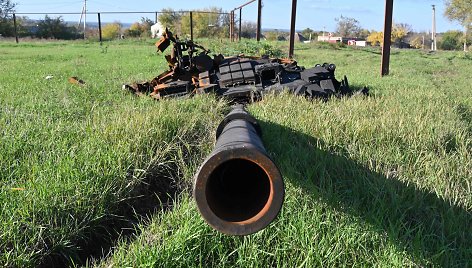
xmin=193 ymin=106 xmax=284 ymax=235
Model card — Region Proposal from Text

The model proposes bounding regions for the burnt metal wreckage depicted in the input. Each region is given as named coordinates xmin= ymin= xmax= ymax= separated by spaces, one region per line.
xmin=123 ymin=29 xmax=368 ymax=236
xmin=123 ymin=28 xmax=368 ymax=103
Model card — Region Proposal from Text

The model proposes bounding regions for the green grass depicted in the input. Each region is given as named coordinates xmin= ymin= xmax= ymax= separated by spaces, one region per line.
xmin=0 ymin=39 xmax=471 ymax=267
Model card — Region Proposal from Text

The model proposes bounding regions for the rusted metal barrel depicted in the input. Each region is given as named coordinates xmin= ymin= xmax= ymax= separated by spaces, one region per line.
xmin=194 ymin=106 xmax=284 ymax=235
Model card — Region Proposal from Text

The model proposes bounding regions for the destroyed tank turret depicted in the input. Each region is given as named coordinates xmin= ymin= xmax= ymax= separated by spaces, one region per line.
xmin=124 ymin=28 xmax=367 ymax=103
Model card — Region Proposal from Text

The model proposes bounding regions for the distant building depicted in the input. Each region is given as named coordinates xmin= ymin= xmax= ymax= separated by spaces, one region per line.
xmin=348 ymin=40 xmax=369 ymax=47
xmin=355 ymin=40 xmax=368 ymax=47
xmin=318 ymin=35 xmax=370 ymax=47
xmin=318 ymin=35 xmax=342 ymax=43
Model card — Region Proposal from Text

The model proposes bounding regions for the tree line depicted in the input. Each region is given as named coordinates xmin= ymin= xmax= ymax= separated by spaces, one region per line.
xmin=0 ymin=0 xmax=81 ymax=39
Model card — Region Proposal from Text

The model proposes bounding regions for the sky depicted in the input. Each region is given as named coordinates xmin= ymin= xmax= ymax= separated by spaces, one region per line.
xmin=14 ymin=0 xmax=463 ymax=33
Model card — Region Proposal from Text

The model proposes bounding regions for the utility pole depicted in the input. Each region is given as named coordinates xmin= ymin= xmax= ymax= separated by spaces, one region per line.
xmin=84 ymin=0 xmax=87 ymax=39
xmin=78 ymin=0 xmax=87 ymax=39
xmin=431 ymin=5 xmax=436 ymax=51
xmin=464 ymin=24 xmax=469 ymax=51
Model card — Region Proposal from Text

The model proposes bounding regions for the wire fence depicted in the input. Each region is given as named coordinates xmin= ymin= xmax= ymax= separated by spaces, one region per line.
xmin=3 ymin=10 xmax=241 ymax=43
xmin=2 ymin=3 xmax=264 ymax=44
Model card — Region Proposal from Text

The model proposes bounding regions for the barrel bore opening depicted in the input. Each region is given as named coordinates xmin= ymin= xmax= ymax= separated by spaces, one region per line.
xmin=206 ymin=159 xmax=271 ymax=222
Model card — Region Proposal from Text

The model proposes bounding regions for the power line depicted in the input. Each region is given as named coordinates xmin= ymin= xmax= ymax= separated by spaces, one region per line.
xmin=88 ymin=0 xmax=143 ymax=12
xmin=17 ymin=1 xmax=83 ymax=6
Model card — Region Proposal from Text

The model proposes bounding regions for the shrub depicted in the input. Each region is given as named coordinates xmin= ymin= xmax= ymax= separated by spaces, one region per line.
xmin=102 ymin=22 xmax=122 ymax=40
xmin=439 ymin=30 xmax=464 ymax=50
xmin=124 ymin=18 xmax=153 ymax=38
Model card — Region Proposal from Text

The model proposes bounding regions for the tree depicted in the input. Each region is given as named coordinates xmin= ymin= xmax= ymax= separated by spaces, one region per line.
xmin=335 ymin=15 xmax=361 ymax=37
xmin=125 ymin=17 xmax=153 ymax=38
xmin=102 ymin=22 xmax=122 ymax=40
xmin=0 ymin=0 xmax=16 ymax=36
xmin=444 ymin=0 xmax=472 ymax=51
xmin=439 ymin=30 xmax=465 ymax=50
xmin=15 ymin=16 xmax=34 ymax=37
xmin=367 ymin=23 xmax=412 ymax=47
xmin=410 ymin=36 xmax=423 ymax=49
xmin=181 ymin=7 xmax=229 ymax=38
xmin=37 ymin=15 xmax=80 ymax=39
xmin=240 ymin=21 xmax=257 ymax=39
xmin=158 ymin=8 xmax=182 ymax=35
xmin=358 ymin=29 xmax=371 ymax=40
xmin=367 ymin=31 xmax=383 ymax=46
xmin=301 ymin=28 xmax=315 ymax=39
xmin=180 ymin=7 xmax=229 ymax=39
xmin=0 ymin=0 xmax=15 ymax=18
xmin=408 ymin=32 xmax=431 ymax=50
xmin=139 ymin=17 xmax=153 ymax=37
xmin=265 ymin=30 xmax=286 ymax=41
xmin=125 ymin=22 xmax=142 ymax=37
xmin=157 ymin=7 xmax=230 ymax=39
xmin=392 ymin=23 xmax=412 ymax=46
xmin=300 ymin=28 xmax=318 ymax=41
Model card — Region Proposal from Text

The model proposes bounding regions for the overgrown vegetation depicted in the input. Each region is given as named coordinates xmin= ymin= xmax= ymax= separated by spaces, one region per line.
xmin=124 ymin=17 xmax=154 ymax=38
xmin=0 ymin=39 xmax=471 ymax=267
xmin=444 ymin=0 xmax=472 ymax=50
xmin=101 ymin=22 xmax=122 ymax=40
xmin=158 ymin=7 xmax=229 ymax=39
xmin=201 ymin=39 xmax=284 ymax=58
xmin=35 ymin=15 xmax=81 ymax=40
xmin=0 ymin=0 xmax=16 ymax=36
xmin=367 ymin=23 xmax=412 ymax=47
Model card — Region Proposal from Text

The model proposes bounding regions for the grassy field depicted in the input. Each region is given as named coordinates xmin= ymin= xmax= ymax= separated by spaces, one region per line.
xmin=0 ymin=39 xmax=471 ymax=267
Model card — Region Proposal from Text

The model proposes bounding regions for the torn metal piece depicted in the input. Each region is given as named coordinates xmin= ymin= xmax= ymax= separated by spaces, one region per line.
xmin=68 ymin=77 xmax=86 ymax=86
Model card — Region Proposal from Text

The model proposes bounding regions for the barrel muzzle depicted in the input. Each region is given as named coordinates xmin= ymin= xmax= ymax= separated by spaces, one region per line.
xmin=194 ymin=106 xmax=284 ymax=235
